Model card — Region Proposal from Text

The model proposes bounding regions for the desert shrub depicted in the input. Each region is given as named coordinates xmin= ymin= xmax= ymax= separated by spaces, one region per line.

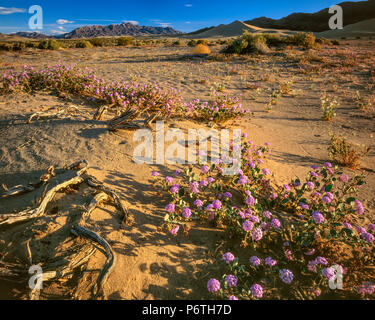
xmin=197 ymin=39 xmax=209 ymax=45
xmin=316 ymin=38 xmax=332 ymax=45
xmin=252 ymin=36 xmax=271 ymax=54
xmin=207 ymin=53 xmax=233 ymax=62
xmin=262 ymin=33 xmax=283 ymax=47
xmin=223 ymin=32 xmax=271 ymax=55
xmin=188 ymin=39 xmax=197 ymax=47
xmin=117 ymin=37 xmax=133 ymax=46
xmin=25 ymin=41 xmax=37 ymax=48
xmin=38 ymin=39 xmax=61 ymax=50
xmin=173 ymin=40 xmax=182 ymax=46
xmin=321 ymin=95 xmax=338 ymax=121
xmin=328 ymin=133 xmax=371 ymax=169
xmin=75 ymin=40 xmax=93 ymax=48
xmin=88 ymin=38 xmax=105 ymax=47
xmin=0 ymin=43 xmax=13 ymax=51
xmin=288 ymin=32 xmax=316 ymax=49
xmin=152 ymin=136 xmax=374 ymax=299
xmin=37 ymin=40 xmax=48 ymax=49
xmin=12 ymin=42 xmax=26 ymax=51
xmin=192 ymin=44 xmax=211 ymax=55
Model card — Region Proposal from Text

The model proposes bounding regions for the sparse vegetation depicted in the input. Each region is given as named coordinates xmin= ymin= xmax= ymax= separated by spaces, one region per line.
xmin=192 ymin=44 xmax=211 ymax=55
xmin=75 ymin=40 xmax=94 ymax=48
xmin=223 ymin=31 xmax=318 ymax=55
xmin=38 ymin=39 xmax=61 ymax=50
xmin=321 ymin=95 xmax=338 ymax=121
xmin=328 ymin=133 xmax=371 ymax=169
xmin=117 ymin=37 xmax=133 ymax=46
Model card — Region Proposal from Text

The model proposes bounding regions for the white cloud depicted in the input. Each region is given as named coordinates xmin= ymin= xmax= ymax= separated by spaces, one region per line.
xmin=185 ymin=4 xmax=193 ymax=7
xmin=56 ymin=19 xmax=74 ymax=25
xmin=50 ymin=29 xmax=66 ymax=35
xmin=123 ymin=20 xmax=139 ymax=25
xmin=151 ymin=19 xmax=172 ymax=28
xmin=0 ymin=7 xmax=26 ymax=15
xmin=57 ymin=26 xmax=65 ymax=30
xmin=186 ymin=21 xmax=191 ymax=24
xmin=159 ymin=23 xmax=172 ymax=28
xmin=75 ymin=19 xmax=118 ymax=22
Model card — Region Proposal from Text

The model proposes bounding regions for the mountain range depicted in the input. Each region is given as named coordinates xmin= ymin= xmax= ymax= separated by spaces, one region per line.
xmin=61 ymin=22 xmax=182 ymax=39
xmin=7 ymin=0 xmax=375 ymax=40
xmin=10 ymin=23 xmax=182 ymax=39
xmin=245 ymin=0 xmax=375 ymax=32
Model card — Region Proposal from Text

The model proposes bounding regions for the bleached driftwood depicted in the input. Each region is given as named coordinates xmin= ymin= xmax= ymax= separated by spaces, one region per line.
xmin=108 ymin=107 xmax=159 ymax=131
xmin=0 ymin=167 xmax=87 ymax=226
xmin=86 ymin=175 xmax=130 ymax=224
xmin=27 ymin=105 xmax=79 ymax=124
xmin=0 ymin=166 xmax=56 ymax=199
xmin=71 ymin=224 xmax=115 ymax=299
xmin=0 ymin=160 xmax=125 ymax=300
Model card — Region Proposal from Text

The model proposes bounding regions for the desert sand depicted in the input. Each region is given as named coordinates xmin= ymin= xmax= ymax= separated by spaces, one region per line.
xmin=0 ymin=41 xmax=374 ymax=299
xmin=317 ymin=18 xmax=375 ymax=39
xmin=190 ymin=20 xmax=296 ymax=38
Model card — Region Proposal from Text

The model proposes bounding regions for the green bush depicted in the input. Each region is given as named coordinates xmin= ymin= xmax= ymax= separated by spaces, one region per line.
xmin=75 ymin=40 xmax=93 ymax=48
xmin=38 ymin=39 xmax=61 ymax=50
xmin=173 ymin=40 xmax=182 ymax=46
xmin=12 ymin=42 xmax=26 ymax=51
xmin=187 ymin=39 xmax=197 ymax=47
xmin=262 ymin=33 xmax=283 ymax=46
xmin=288 ymin=32 xmax=316 ymax=49
xmin=89 ymin=38 xmax=105 ymax=47
xmin=315 ymin=38 xmax=332 ymax=45
xmin=25 ymin=41 xmax=36 ymax=48
xmin=197 ymin=39 xmax=208 ymax=45
xmin=224 ymin=31 xmax=319 ymax=55
xmin=0 ymin=43 xmax=13 ymax=51
xmin=223 ymin=32 xmax=270 ymax=55
xmin=117 ymin=37 xmax=133 ymax=46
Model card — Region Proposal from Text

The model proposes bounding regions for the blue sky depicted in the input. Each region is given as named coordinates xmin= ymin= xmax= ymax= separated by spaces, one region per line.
xmin=0 ymin=0 xmax=361 ymax=34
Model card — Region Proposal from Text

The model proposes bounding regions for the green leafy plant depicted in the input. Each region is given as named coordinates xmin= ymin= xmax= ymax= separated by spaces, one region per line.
xmin=152 ymin=136 xmax=374 ymax=299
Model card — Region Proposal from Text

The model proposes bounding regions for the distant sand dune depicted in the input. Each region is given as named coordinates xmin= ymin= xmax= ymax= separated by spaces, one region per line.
xmin=316 ymin=18 xmax=375 ymax=39
xmin=188 ymin=20 xmax=296 ymax=38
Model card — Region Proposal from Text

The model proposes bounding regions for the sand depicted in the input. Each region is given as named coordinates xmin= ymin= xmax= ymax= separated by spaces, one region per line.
xmin=188 ymin=20 xmax=296 ymax=38
xmin=0 ymin=42 xmax=374 ymax=299
xmin=316 ymin=18 xmax=375 ymax=39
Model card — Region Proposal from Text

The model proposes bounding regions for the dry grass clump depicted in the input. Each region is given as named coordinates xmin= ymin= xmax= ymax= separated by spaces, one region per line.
xmin=192 ymin=44 xmax=211 ymax=55
xmin=328 ymin=133 xmax=371 ymax=169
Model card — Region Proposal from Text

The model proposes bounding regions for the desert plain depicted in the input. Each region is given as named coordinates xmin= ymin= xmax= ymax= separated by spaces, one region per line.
xmin=0 ymin=38 xmax=374 ymax=300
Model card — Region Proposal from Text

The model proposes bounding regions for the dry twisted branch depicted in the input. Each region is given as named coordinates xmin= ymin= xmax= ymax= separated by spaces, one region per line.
xmin=0 ymin=166 xmax=55 ymax=199
xmin=71 ymin=224 xmax=116 ymax=299
xmin=27 ymin=105 xmax=79 ymax=124
xmin=0 ymin=160 xmax=124 ymax=300
xmin=0 ymin=167 xmax=87 ymax=227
